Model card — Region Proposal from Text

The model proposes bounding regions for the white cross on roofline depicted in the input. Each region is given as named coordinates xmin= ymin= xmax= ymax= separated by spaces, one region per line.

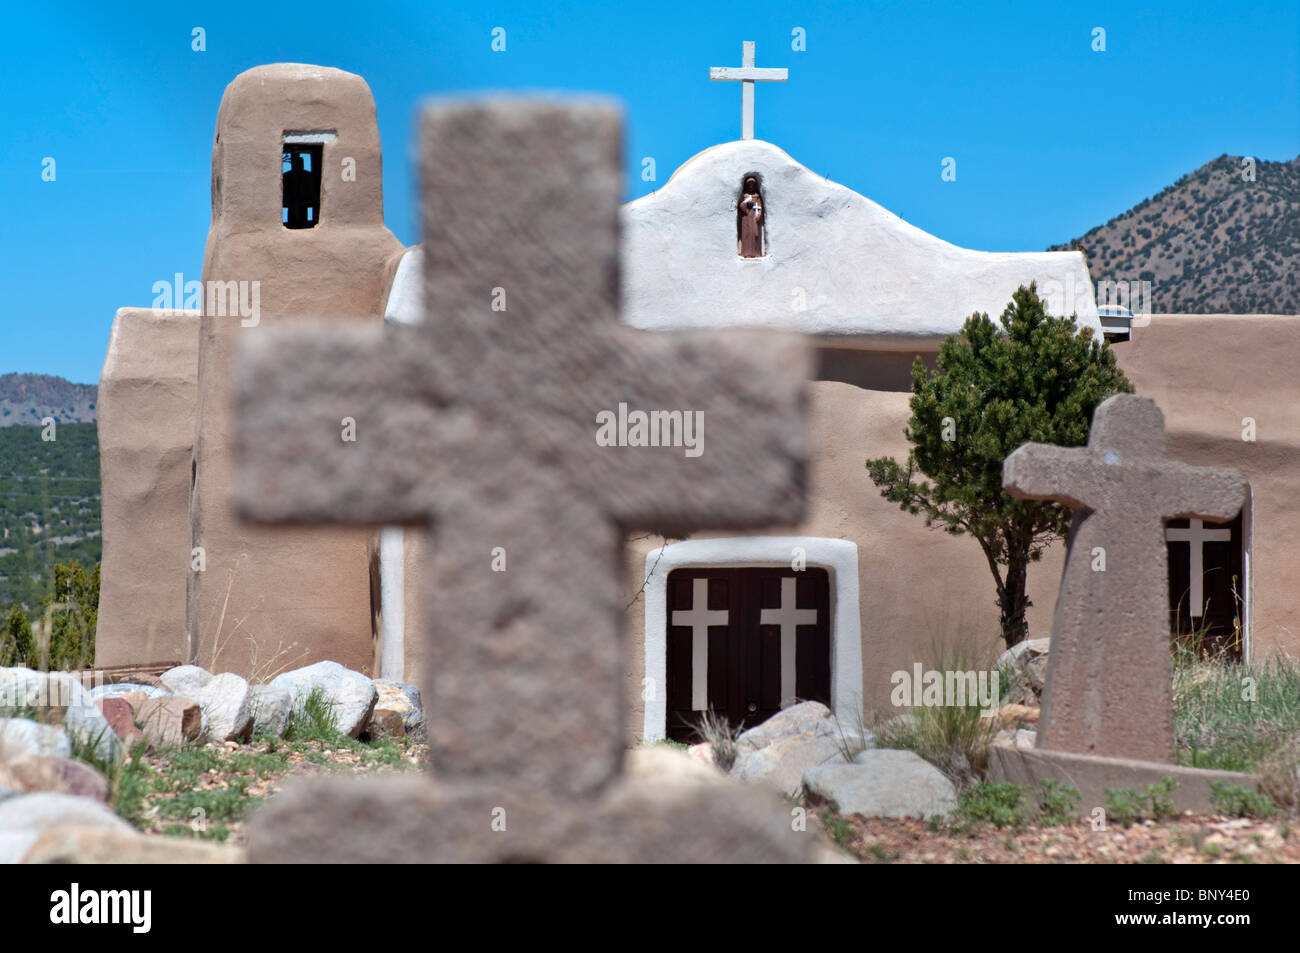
xmin=710 ymin=41 xmax=788 ymax=140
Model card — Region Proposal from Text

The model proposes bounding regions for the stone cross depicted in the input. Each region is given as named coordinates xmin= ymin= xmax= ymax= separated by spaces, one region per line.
xmin=1003 ymin=395 xmax=1245 ymax=764
xmin=710 ymin=41 xmax=788 ymax=140
xmin=761 ymin=577 xmax=817 ymax=707
xmin=1165 ymin=518 xmax=1232 ymax=619
xmin=236 ymin=98 xmax=813 ymax=862
xmin=672 ymin=578 xmax=728 ymax=712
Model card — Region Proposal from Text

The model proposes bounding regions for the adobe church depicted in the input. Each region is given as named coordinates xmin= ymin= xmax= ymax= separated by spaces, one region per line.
xmin=95 ymin=57 xmax=1300 ymax=745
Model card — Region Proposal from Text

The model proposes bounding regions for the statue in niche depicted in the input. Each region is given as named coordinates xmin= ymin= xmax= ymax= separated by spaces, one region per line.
xmin=737 ymin=175 xmax=765 ymax=258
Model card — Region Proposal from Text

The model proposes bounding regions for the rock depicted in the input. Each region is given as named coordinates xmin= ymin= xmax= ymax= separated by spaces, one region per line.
xmin=996 ymin=638 xmax=1051 ymax=702
xmin=803 ymin=749 xmax=958 ymax=819
xmin=86 ymin=682 xmax=170 ymax=704
xmin=732 ymin=701 xmax=846 ymax=795
xmin=23 ymin=825 xmax=244 ymax=864
xmin=21 ymin=825 xmax=245 ymax=864
xmin=136 ymin=696 xmax=204 ymax=747
xmin=248 ymin=685 xmax=293 ymax=738
xmin=97 ymin=697 xmax=144 ymax=745
xmin=687 ymin=742 xmax=714 ymax=766
xmin=626 ymin=746 xmax=726 ymax=787
xmin=192 ymin=673 xmax=253 ymax=742
xmin=3 ymin=752 xmax=109 ymax=801
xmin=0 ymin=792 xmax=135 ymax=863
xmin=997 ymin=703 xmax=1040 ymax=728
xmin=0 ymin=718 xmax=72 ymax=758
xmin=992 ymin=728 xmax=1038 ymax=750
xmin=368 ymin=679 xmax=423 ymax=738
xmin=159 ymin=664 xmax=214 ymax=697
xmin=62 ymin=691 xmax=124 ymax=762
xmin=271 ymin=661 xmax=377 ymax=738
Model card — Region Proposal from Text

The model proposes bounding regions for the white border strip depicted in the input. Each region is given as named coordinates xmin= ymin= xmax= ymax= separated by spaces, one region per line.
xmin=641 ymin=536 xmax=862 ymax=742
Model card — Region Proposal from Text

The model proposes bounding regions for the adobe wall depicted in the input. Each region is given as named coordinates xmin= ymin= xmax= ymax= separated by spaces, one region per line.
xmin=189 ymin=64 xmax=403 ymax=676
xmin=96 ymin=307 xmax=199 ymax=667
xmin=1111 ymin=314 xmax=1300 ymax=660
xmin=623 ymin=351 xmax=1067 ymax=743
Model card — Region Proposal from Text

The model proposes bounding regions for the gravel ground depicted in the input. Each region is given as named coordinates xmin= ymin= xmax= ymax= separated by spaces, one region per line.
xmin=826 ymin=812 xmax=1300 ymax=863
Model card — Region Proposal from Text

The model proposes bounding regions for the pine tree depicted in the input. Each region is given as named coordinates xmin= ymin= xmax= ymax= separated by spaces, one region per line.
xmin=1 ymin=605 xmax=33 ymax=667
xmin=866 ymin=284 xmax=1133 ymax=648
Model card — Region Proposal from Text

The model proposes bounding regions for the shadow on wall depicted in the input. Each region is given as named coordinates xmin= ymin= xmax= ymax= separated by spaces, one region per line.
xmin=813 ymin=348 xmax=938 ymax=392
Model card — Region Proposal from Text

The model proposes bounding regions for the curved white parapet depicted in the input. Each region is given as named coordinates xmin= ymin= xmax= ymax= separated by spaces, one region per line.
xmin=621 ymin=140 xmax=1100 ymax=346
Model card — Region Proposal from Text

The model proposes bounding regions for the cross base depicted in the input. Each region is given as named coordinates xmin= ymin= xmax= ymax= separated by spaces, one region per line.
xmin=246 ymin=774 xmax=813 ymax=863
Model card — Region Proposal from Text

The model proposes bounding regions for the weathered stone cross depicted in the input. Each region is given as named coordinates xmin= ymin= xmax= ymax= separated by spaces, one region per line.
xmin=1003 ymin=395 xmax=1245 ymax=763
xmin=236 ymin=98 xmax=812 ymax=862
xmin=710 ymin=41 xmax=788 ymax=140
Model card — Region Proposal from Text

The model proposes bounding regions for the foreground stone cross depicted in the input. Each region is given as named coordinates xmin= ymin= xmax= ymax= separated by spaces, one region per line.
xmin=1003 ymin=395 xmax=1246 ymax=763
xmin=237 ymin=98 xmax=812 ymax=862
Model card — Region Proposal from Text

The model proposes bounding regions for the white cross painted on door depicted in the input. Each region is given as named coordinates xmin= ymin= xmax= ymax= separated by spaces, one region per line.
xmin=761 ymin=577 xmax=817 ymax=707
xmin=1165 ymin=518 xmax=1232 ymax=618
xmin=672 ymin=578 xmax=729 ymax=711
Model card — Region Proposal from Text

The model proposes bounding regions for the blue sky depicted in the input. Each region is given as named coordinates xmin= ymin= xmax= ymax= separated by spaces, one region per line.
xmin=2 ymin=0 xmax=1297 ymax=383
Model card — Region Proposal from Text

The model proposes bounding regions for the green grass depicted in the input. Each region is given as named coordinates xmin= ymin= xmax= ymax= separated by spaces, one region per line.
xmin=1105 ymin=778 xmax=1180 ymax=827
xmin=1209 ymin=782 xmax=1277 ymax=819
xmin=1173 ymin=652 xmax=1300 ymax=772
xmin=283 ymin=686 xmax=345 ymax=744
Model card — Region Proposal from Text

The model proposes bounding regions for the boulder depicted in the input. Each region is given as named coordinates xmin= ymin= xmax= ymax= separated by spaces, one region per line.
xmin=687 ymin=742 xmax=715 ymax=767
xmin=86 ymin=682 xmax=170 ymax=704
xmin=997 ymin=638 xmax=1051 ymax=703
xmin=0 ymin=718 xmax=72 ymax=758
xmin=997 ymin=703 xmax=1040 ymax=728
xmin=271 ymin=661 xmax=377 ymax=738
xmin=97 ymin=697 xmax=144 ymax=745
xmin=369 ymin=680 xmax=424 ymax=738
xmin=192 ymin=673 xmax=254 ymax=742
xmin=992 ymin=728 xmax=1038 ymax=750
xmin=21 ymin=825 xmax=245 ymax=864
xmin=731 ymin=701 xmax=847 ymax=796
xmin=0 ymin=792 xmax=135 ymax=863
xmin=248 ymin=685 xmax=293 ymax=738
xmin=159 ymin=664 xmax=214 ymax=698
xmin=804 ymin=749 xmax=958 ymax=819
xmin=626 ymin=746 xmax=726 ymax=787
xmin=136 ymin=696 xmax=204 ymax=747
xmin=3 ymin=752 xmax=109 ymax=801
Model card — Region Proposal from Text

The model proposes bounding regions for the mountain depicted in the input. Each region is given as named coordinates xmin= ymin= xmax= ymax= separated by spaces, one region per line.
xmin=0 ymin=422 xmax=101 ymax=613
xmin=0 ymin=374 xmax=97 ymax=427
xmin=1050 ymin=154 xmax=1300 ymax=314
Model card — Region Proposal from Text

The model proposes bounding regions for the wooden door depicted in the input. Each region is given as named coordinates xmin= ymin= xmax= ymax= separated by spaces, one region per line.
xmin=665 ymin=567 xmax=830 ymax=742
xmin=1166 ymin=513 xmax=1244 ymax=658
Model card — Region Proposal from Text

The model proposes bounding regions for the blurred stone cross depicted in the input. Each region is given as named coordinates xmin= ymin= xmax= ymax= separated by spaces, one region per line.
xmin=1002 ymin=394 xmax=1245 ymax=764
xmin=236 ymin=97 xmax=813 ymax=862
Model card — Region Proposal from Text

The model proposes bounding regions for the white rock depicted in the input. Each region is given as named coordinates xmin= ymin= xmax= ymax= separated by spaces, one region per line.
xmin=804 ymin=749 xmax=958 ymax=819
xmin=996 ymin=638 xmax=1051 ymax=693
xmin=0 ymin=719 xmax=72 ymax=759
xmin=371 ymin=679 xmax=424 ymax=736
xmin=992 ymin=728 xmax=1038 ymax=750
xmin=272 ymin=661 xmax=377 ymax=738
xmin=248 ymin=684 xmax=292 ymax=738
xmin=159 ymin=665 xmax=214 ymax=698
xmin=86 ymin=682 xmax=170 ymax=703
xmin=0 ymin=792 xmax=136 ymax=863
xmin=192 ymin=673 xmax=253 ymax=742
xmin=732 ymin=701 xmax=847 ymax=796
xmin=626 ymin=746 xmax=726 ymax=788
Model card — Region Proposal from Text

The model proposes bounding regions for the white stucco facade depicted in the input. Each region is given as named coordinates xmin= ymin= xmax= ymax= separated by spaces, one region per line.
xmin=621 ymin=139 xmax=1101 ymax=346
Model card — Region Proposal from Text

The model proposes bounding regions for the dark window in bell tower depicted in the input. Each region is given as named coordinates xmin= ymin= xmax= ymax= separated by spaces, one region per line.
xmin=282 ymin=143 xmax=323 ymax=228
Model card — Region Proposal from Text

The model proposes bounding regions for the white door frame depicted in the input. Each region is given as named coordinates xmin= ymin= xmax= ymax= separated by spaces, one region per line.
xmin=641 ymin=536 xmax=862 ymax=742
